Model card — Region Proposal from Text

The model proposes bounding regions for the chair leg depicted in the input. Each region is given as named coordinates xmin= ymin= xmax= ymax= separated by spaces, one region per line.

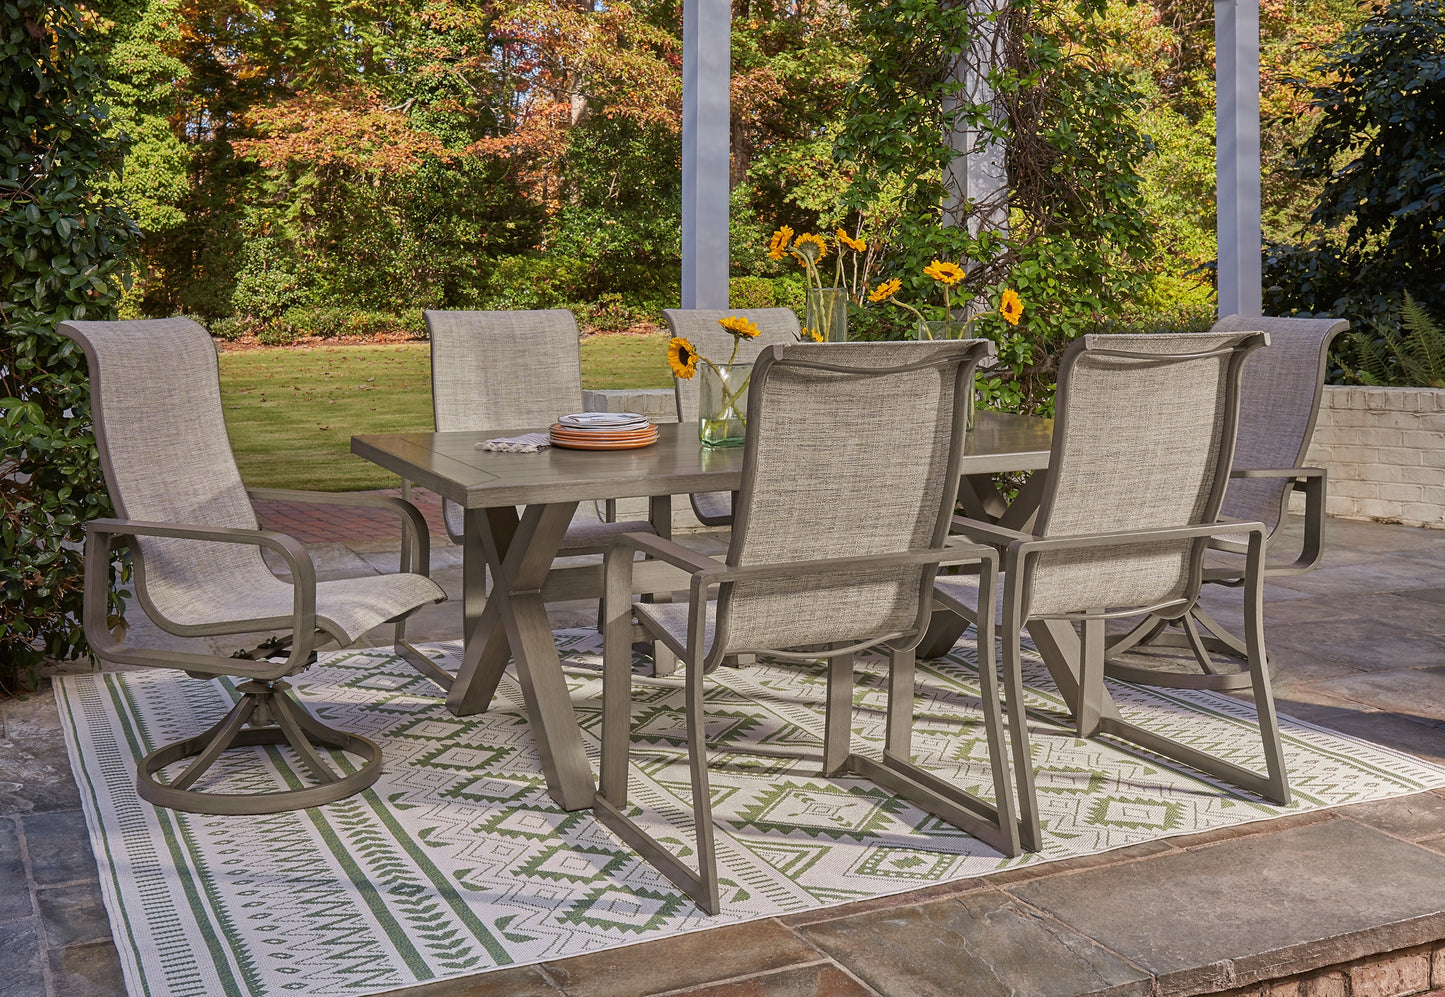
xmin=594 ymin=594 xmax=722 ymax=913
xmin=136 ymin=678 xmax=382 ymax=815
xmin=885 ymin=647 xmax=915 ymax=760
xmin=1243 ymin=533 xmax=1291 ymax=805
xmin=1000 ymin=582 xmax=1042 ymax=852
xmin=823 ymin=653 xmax=854 ymax=777
xmin=1076 ymin=616 xmax=1106 ymax=738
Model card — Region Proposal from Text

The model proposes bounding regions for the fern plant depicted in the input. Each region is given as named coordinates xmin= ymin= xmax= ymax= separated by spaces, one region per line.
xmin=1346 ymin=293 xmax=1445 ymax=388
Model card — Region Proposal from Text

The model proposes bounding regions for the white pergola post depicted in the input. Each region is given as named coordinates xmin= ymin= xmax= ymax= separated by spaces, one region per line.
xmin=1216 ymin=0 xmax=1263 ymax=317
xmin=680 ymin=0 xmax=731 ymax=309
xmin=945 ymin=0 xmax=1009 ymax=241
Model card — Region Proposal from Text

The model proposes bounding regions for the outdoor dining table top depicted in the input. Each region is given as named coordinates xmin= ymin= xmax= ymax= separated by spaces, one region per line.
xmin=350 ymin=410 xmax=1055 ymax=508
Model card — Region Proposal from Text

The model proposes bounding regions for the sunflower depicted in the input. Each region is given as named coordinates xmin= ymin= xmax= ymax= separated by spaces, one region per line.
xmin=792 ymin=232 xmax=828 ymax=264
xmin=768 ymin=226 xmax=794 ymax=260
xmin=999 ymin=288 xmax=1024 ymax=326
xmin=799 ymin=327 xmax=825 ymax=343
xmin=668 ymin=336 xmax=700 ymax=379
xmin=923 ymin=260 xmax=966 ymax=286
xmin=837 ymin=230 xmax=867 ymax=253
xmin=868 ymin=278 xmax=902 ymax=303
xmin=718 ymin=315 xmax=761 ymax=339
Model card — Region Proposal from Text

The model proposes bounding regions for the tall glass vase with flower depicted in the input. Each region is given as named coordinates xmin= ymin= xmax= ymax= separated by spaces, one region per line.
xmin=869 ymin=267 xmax=1025 ymax=429
xmin=769 ymin=226 xmax=869 ymax=342
xmin=669 ymin=315 xmax=762 ymax=447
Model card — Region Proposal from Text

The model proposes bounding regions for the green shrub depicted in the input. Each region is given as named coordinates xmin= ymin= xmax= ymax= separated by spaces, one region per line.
xmin=209 ymin=316 xmax=247 ymax=341
xmin=1 ymin=0 xmax=138 ymax=693
xmin=484 ymin=254 xmax=592 ymax=310
xmin=728 ymin=277 xmax=779 ymax=310
xmin=232 ymin=237 xmax=312 ymax=320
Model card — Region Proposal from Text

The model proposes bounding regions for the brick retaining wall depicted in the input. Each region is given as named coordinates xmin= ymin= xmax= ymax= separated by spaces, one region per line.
xmin=1293 ymin=386 xmax=1445 ymax=530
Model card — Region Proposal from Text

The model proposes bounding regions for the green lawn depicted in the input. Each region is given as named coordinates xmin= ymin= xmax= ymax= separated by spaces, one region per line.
xmin=220 ymin=334 xmax=672 ymax=490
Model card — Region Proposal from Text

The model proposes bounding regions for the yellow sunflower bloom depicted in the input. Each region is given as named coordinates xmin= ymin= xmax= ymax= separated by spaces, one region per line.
xmin=837 ymin=230 xmax=867 ymax=253
xmin=768 ymin=226 xmax=794 ymax=260
xmin=999 ymin=288 xmax=1024 ymax=326
xmin=718 ymin=315 xmax=761 ymax=339
xmin=923 ymin=260 xmax=966 ymax=286
xmin=800 ymin=327 xmax=824 ymax=342
xmin=793 ymin=232 xmax=828 ymax=264
xmin=868 ymin=278 xmax=902 ymax=303
xmin=668 ymin=336 xmax=700 ymax=379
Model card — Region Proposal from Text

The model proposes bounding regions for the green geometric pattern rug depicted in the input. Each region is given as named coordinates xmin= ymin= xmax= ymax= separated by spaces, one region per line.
xmin=55 ymin=630 xmax=1445 ymax=997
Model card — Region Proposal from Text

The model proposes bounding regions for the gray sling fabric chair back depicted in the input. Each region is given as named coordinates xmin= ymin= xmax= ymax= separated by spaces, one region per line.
xmin=594 ymin=340 xmax=1021 ymax=915
xmin=424 ymin=309 xmax=667 ymax=552
xmin=663 ymin=307 xmax=801 ymax=526
xmin=1106 ymin=315 xmax=1347 ymax=690
xmin=932 ymin=331 xmax=1290 ymax=852
xmin=60 ymin=318 xmax=446 ymax=815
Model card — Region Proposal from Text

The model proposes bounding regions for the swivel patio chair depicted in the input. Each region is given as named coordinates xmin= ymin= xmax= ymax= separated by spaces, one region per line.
xmin=663 ymin=307 xmax=801 ymax=526
xmin=61 ymin=317 xmax=446 ymax=815
xmin=594 ymin=340 xmax=1022 ymax=915
xmin=932 ymin=331 xmax=1291 ymax=852
xmin=1105 ymin=315 xmax=1348 ymax=690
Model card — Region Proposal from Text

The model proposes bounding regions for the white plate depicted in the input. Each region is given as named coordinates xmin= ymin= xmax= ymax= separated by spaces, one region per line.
xmin=556 ymin=412 xmax=651 ymax=431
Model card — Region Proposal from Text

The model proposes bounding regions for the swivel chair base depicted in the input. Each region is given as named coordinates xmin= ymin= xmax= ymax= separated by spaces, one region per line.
xmin=1104 ymin=608 xmax=1256 ymax=692
xmin=137 ymin=678 xmax=383 ymax=815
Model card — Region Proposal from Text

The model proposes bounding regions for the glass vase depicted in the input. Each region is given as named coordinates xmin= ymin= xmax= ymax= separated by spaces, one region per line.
xmin=698 ymin=362 xmax=751 ymax=447
xmin=805 ymin=287 xmax=848 ymax=343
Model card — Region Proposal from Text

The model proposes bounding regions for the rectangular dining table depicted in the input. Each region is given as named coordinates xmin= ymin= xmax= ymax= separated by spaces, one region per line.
xmin=353 ymin=411 xmax=1055 ymax=811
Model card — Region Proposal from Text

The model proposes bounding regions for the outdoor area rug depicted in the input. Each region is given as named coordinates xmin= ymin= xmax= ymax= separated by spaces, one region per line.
xmin=56 ymin=630 xmax=1445 ymax=997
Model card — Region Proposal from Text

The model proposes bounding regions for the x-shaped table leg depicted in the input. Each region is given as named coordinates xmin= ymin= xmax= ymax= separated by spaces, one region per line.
xmin=446 ymin=502 xmax=597 ymax=811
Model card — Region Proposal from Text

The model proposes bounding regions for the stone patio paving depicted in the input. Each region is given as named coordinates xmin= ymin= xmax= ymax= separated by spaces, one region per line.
xmin=3 ymin=506 xmax=1443 ymax=997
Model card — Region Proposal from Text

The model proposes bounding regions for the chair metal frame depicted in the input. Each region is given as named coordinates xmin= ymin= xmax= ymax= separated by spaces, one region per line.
xmin=64 ymin=319 xmax=443 ymax=815
xmin=593 ymin=342 xmax=1023 ymax=914
xmin=1105 ymin=315 xmax=1347 ymax=690
xmin=940 ymin=333 xmax=1291 ymax=851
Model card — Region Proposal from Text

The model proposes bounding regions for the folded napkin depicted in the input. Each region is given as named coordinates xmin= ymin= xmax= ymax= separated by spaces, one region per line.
xmin=477 ymin=432 xmax=551 ymax=453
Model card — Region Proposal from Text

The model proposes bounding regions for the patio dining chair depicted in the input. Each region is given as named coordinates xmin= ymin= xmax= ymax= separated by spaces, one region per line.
xmin=931 ymin=331 xmax=1291 ymax=852
xmin=60 ymin=318 xmax=446 ymax=815
xmin=424 ymin=309 xmax=670 ymax=551
xmin=1105 ymin=315 xmax=1348 ymax=690
xmin=594 ymin=340 xmax=1022 ymax=915
xmin=663 ymin=307 xmax=801 ymax=526
xmin=422 ymin=309 xmax=673 ymax=671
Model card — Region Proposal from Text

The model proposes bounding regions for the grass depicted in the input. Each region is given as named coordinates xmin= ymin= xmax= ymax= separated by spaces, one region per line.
xmin=219 ymin=333 xmax=673 ymax=490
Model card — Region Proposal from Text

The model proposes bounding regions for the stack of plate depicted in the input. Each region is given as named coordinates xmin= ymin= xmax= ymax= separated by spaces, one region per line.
xmin=549 ymin=412 xmax=659 ymax=450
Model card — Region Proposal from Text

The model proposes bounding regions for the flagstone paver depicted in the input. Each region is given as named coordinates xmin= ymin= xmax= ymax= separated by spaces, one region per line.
xmin=6 ymin=512 xmax=1444 ymax=997
xmin=1008 ymin=819 xmax=1445 ymax=995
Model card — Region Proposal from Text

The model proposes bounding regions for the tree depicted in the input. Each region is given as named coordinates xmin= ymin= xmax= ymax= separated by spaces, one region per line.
xmin=1 ymin=0 xmax=138 ymax=692
xmin=1264 ymin=0 xmax=1445 ymax=348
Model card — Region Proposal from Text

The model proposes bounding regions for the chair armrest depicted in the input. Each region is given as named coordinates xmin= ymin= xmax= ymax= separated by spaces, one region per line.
xmin=246 ymin=487 xmax=431 ymax=577
xmin=1229 ymin=466 xmax=1324 ymax=481
xmin=83 ymin=518 xmax=317 ymax=680
xmin=1016 ymin=519 xmax=1265 ymax=556
xmin=607 ymin=531 xmax=722 ymax=576
xmin=950 ymin=515 xmax=1034 ymax=548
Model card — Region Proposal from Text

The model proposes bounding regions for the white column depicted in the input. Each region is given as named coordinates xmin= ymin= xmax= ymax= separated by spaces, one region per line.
xmin=1216 ymin=0 xmax=1262 ymax=317
xmin=944 ymin=0 xmax=1008 ymax=240
xmin=681 ymin=0 xmax=731 ymax=309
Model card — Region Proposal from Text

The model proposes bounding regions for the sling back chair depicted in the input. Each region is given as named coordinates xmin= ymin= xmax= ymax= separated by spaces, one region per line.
xmin=594 ymin=340 xmax=1022 ymax=915
xmin=61 ymin=318 xmax=446 ymax=815
xmin=1105 ymin=315 xmax=1347 ymax=691
xmin=664 ymin=308 xmax=801 ymax=527
xmin=424 ymin=308 xmax=670 ymax=550
xmin=931 ymin=331 xmax=1291 ymax=853
xmin=421 ymin=309 xmax=673 ymax=675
